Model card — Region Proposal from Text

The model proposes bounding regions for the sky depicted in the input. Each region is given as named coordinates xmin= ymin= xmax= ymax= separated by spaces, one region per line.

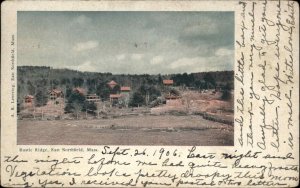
xmin=18 ymin=11 xmax=234 ymax=74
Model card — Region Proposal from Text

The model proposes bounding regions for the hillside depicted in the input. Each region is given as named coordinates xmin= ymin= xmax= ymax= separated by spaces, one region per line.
xmin=17 ymin=66 xmax=234 ymax=103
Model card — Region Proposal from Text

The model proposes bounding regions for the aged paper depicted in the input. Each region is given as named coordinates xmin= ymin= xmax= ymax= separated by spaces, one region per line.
xmin=1 ymin=0 xmax=299 ymax=187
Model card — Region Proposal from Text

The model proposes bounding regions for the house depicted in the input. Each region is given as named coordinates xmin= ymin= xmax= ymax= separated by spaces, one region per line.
xmin=120 ymin=87 xmax=131 ymax=107
xmin=107 ymin=80 xmax=118 ymax=89
xmin=163 ymin=79 xmax=174 ymax=85
xmin=49 ymin=89 xmax=63 ymax=100
xmin=73 ymin=87 xmax=86 ymax=96
xmin=24 ymin=95 xmax=34 ymax=108
xmin=109 ymin=94 xmax=121 ymax=102
xmin=24 ymin=95 xmax=34 ymax=103
xmin=86 ymin=94 xmax=101 ymax=103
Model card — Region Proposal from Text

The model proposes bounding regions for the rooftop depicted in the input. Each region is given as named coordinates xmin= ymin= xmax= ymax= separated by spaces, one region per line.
xmin=109 ymin=94 xmax=121 ymax=98
xmin=163 ymin=80 xmax=174 ymax=85
xmin=49 ymin=89 xmax=63 ymax=94
xmin=107 ymin=80 xmax=118 ymax=88
xmin=73 ymin=87 xmax=86 ymax=95
xmin=121 ymin=86 xmax=131 ymax=91
xmin=25 ymin=95 xmax=34 ymax=99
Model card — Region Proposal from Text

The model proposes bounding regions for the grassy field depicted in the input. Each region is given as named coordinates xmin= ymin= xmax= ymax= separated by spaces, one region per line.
xmin=17 ymin=115 xmax=233 ymax=146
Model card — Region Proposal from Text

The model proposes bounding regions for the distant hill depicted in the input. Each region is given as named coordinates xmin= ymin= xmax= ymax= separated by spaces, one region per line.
xmin=17 ymin=66 xmax=234 ymax=102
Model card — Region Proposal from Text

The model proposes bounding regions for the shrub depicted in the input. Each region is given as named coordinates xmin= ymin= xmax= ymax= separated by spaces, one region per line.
xmin=221 ymin=90 xmax=231 ymax=101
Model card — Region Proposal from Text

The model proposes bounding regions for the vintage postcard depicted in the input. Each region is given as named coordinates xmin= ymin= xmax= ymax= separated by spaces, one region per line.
xmin=1 ymin=0 xmax=299 ymax=187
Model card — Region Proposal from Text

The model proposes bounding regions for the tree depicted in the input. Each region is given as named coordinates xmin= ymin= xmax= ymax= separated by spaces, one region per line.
xmin=64 ymin=92 xmax=86 ymax=118
xmin=148 ymin=86 xmax=161 ymax=102
xmin=35 ymin=78 xmax=48 ymax=87
xmin=203 ymin=73 xmax=216 ymax=88
xmin=88 ymin=87 xmax=96 ymax=94
xmin=138 ymin=85 xmax=161 ymax=105
xmin=27 ymin=80 xmax=35 ymax=95
xmin=61 ymin=78 xmax=70 ymax=85
xmin=17 ymin=102 xmax=21 ymax=114
xmin=96 ymin=82 xmax=110 ymax=101
xmin=86 ymin=78 xmax=97 ymax=94
xmin=73 ymin=102 xmax=82 ymax=119
xmin=51 ymin=79 xmax=60 ymax=87
xmin=171 ymin=73 xmax=194 ymax=87
xmin=65 ymin=87 xmax=72 ymax=98
xmin=84 ymin=102 xmax=97 ymax=115
xmin=119 ymin=95 xmax=129 ymax=107
xmin=182 ymin=73 xmax=189 ymax=86
xmin=35 ymin=89 xmax=48 ymax=107
xmin=72 ymin=78 xmax=84 ymax=87
xmin=221 ymin=90 xmax=231 ymax=101
xmin=221 ymin=83 xmax=232 ymax=101
xmin=68 ymin=92 xmax=85 ymax=103
xmin=157 ymin=74 xmax=163 ymax=86
xmin=129 ymin=92 xmax=145 ymax=107
xmin=194 ymin=80 xmax=202 ymax=89
xmin=111 ymin=84 xmax=120 ymax=94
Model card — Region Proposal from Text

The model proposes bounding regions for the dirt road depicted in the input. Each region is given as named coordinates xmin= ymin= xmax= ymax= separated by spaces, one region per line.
xmin=17 ymin=115 xmax=233 ymax=146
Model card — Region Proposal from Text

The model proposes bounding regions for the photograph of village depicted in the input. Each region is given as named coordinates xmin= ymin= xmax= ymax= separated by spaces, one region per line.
xmin=17 ymin=11 xmax=234 ymax=145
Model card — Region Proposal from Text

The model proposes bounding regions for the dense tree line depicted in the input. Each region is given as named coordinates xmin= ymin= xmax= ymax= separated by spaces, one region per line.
xmin=17 ymin=66 xmax=234 ymax=106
